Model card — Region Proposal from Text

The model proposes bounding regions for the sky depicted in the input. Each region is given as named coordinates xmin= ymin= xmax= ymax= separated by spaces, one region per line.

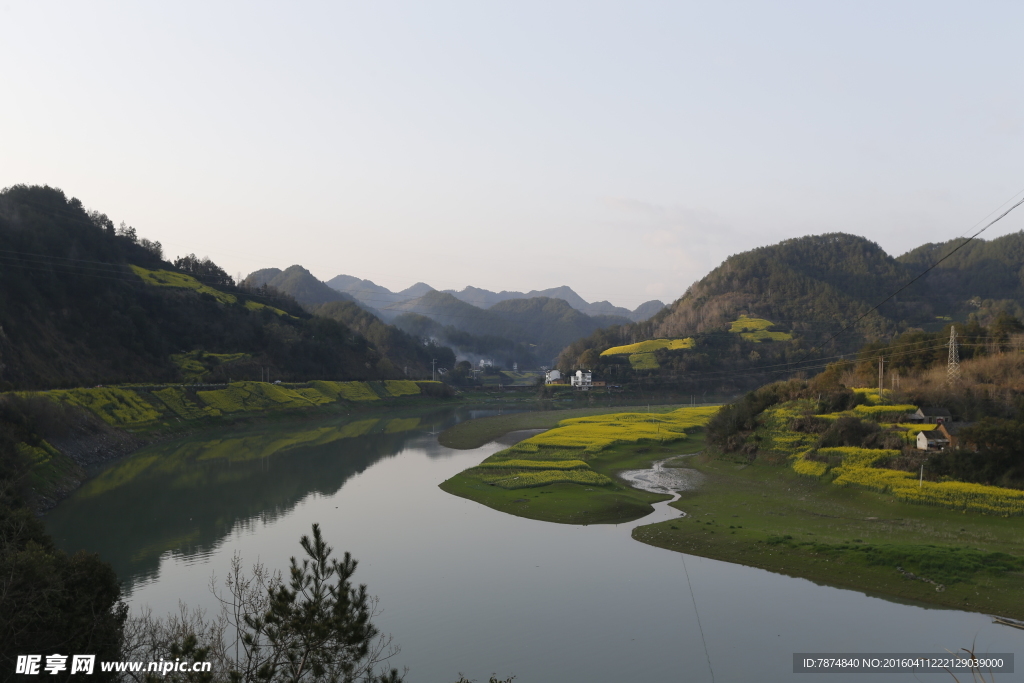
xmin=3 ymin=1 xmax=1024 ymax=310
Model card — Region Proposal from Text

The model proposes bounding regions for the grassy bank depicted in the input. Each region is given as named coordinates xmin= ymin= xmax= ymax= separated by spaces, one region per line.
xmin=5 ymin=380 xmax=452 ymax=510
xmin=633 ymin=452 xmax=1024 ymax=619
xmin=439 ymin=404 xmax=687 ymax=449
xmin=439 ymin=407 xmax=714 ymax=525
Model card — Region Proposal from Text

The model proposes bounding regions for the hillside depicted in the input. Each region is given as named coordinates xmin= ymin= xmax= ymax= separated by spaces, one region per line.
xmin=388 ymin=291 xmax=629 ymax=362
xmin=0 ymin=185 xmax=425 ymax=389
xmin=312 ymin=300 xmax=455 ymax=374
xmin=556 ymin=232 xmax=1024 ymax=393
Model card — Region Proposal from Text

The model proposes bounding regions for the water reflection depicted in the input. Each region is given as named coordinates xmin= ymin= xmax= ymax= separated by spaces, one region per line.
xmin=45 ymin=406 xmax=464 ymax=586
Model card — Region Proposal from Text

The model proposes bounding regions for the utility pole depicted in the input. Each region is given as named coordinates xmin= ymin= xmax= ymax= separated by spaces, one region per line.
xmin=431 ymin=358 xmax=437 ymax=382
xmin=947 ymin=326 xmax=961 ymax=387
xmin=878 ymin=356 xmax=884 ymax=402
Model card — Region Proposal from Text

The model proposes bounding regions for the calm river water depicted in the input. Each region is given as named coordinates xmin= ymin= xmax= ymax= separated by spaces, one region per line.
xmin=45 ymin=406 xmax=1019 ymax=682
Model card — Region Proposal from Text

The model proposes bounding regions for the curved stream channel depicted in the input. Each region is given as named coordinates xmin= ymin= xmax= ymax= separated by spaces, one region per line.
xmin=45 ymin=408 xmax=1019 ymax=682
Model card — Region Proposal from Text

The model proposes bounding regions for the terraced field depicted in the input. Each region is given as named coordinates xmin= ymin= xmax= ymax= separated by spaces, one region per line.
xmin=440 ymin=406 xmax=716 ymax=524
xmin=728 ymin=315 xmax=793 ymax=342
xmin=600 ymin=338 xmax=695 ymax=370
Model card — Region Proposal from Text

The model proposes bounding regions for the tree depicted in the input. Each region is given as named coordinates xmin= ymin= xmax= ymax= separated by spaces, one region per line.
xmin=117 ymin=220 xmax=138 ymax=243
xmin=127 ymin=525 xmax=403 ymax=683
xmin=239 ymin=524 xmax=401 ymax=683
xmin=174 ymin=254 xmax=235 ymax=287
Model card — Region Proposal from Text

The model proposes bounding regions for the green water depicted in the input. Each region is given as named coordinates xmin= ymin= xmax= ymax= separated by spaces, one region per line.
xmin=46 ymin=405 xmax=461 ymax=584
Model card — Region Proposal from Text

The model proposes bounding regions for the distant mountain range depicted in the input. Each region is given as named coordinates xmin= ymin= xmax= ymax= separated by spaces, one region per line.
xmin=324 ymin=275 xmax=664 ymax=323
xmin=243 ymin=267 xmax=660 ymax=365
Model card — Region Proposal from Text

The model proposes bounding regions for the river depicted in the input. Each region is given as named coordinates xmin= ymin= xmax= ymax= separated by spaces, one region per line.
xmin=45 ymin=406 xmax=1019 ymax=682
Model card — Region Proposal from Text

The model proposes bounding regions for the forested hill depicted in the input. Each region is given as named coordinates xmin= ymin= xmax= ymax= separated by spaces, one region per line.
xmin=0 ymin=185 xmax=435 ymax=389
xmin=898 ymin=231 xmax=1024 ymax=309
xmin=388 ymin=290 xmax=630 ymax=361
xmin=557 ymin=232 xmax=1024 ymax=391
xmin=244 ymin=265 xmax=362 ymax=307
xmin=652 ymin=233 xmax=909 ymax=340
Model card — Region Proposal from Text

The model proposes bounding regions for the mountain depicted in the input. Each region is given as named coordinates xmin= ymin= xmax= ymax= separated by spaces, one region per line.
xmin=556 ymin=232 xmax=1024 ymax=393
xmin=388 ymin=291 xmax=630 ymax=362
xmin=443 ymin=284 xmax=661 ymax=321
xmin=326 ymin=274 xmax=658 ymax=321
xmin=326 ymin=275 xmax=430 ymax=313
xmin=0 ymin=185 xmax=433 ymax=388
xmin=244 ymin=266 xmax=357 ymax=306
xmin=631 ymin=300 xmax=667 ymax=322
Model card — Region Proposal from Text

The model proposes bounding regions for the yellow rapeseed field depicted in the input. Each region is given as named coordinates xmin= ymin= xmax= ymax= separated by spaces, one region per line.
xmin=151 ymin=387 xmax=220 ymax=419
xmin=462 ymin=406 xmax=717 ymax=492
xmin=525 ymin=406 xmax=717 ymax=453
xmin=129 ymin=265 xmax=236 ymax=304
xmin=728 ymin=315 xmax=793 ymax=342
xmin=308 ymin=381 xmax=380 ymax=402
xmin=476 ymin=459 xmax=590 ymax=471
xmin=383 ymin=380 xmax=421 ymax=397
xmin=243 ymin=300 xmax=291 ymax=316
xmin=478 ymin=469 xmax=614 ymax=489
xmin=51 ymin=387 xmax=162 ymax=426
xmin=196 ymin=382 xmax=333 ymax=414
xmin=770 ymin=397 xmax=1024 ymax=515
xmin=600 ymin=338 xmax=695 ymax=356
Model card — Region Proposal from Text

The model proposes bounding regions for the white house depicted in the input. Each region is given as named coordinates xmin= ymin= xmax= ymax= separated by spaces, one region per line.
xmin=917 ymin=430 xmax=949 ymax=451
xmin=571 ymin=370 xmax=593 ymax=390
xmin=545 ymin=369 xmax=562 ymax=384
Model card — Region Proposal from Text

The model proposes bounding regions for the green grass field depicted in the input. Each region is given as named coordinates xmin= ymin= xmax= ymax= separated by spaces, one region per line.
xmin=439 ymin=407 xmax=713 ymax=524
xmin=633 ymin=452 xmax=1024 ymax=618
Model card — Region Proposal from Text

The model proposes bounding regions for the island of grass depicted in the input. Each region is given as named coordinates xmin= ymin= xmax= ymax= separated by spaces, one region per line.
xmin=634 ymin=389 xmax=1024 ymax=619
xmin=439 ymin=406 xmax=716 ymax=525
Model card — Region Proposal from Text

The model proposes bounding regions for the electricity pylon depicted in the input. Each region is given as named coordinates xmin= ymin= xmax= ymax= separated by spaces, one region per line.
xmin=947 ymin=326 xmax=961 ymax=386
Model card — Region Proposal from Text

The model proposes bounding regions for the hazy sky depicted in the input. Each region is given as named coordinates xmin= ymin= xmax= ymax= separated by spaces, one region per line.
xmin=3 ymin=2 xmax=1024 ymax=309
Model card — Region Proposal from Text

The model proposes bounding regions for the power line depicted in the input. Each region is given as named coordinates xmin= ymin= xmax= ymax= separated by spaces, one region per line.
xmin=771 ymin=190 xmax=1024 ymax=378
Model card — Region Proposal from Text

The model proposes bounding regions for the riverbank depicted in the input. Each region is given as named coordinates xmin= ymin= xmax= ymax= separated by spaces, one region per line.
xmin=632 ymin=450 xmax=1024 ymax=619
xmin=438 ymin=404 xmax=688 ymax=449
xmin=439 ymin=406 xmax=715 ymax=525
xmin=5 ymin=380 xmax=455 ymax=512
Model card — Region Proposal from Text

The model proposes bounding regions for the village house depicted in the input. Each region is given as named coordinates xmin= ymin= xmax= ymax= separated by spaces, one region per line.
xmin=571 ymin=370 xmax=592 ymax=390
xmin=936 ymin=421 xmax=975 ymax=450
xmin=916 ymin=430 xmax=949 ymax=451
xmin=545 ymin=369 xmax=562 ymax=384
xmin=907 ymin=407 xmax=952 ymax=424
xmin=916 ymin=421 xmax=975 ymax=451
